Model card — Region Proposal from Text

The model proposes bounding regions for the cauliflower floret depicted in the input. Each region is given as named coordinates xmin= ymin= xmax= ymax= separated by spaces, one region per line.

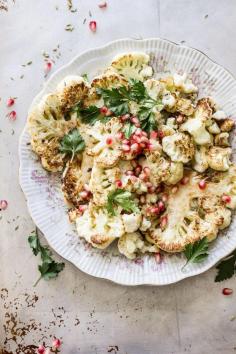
xmin=162 ymin=92 xmax=176 ymax=108
xmin=139 ymin=217 xmax=152 ymax=231
xmin=76 ymin=203 xmax=124 ymax=249
xmin=164 ymin=162 xmax=184 ymax=185
xmin=207 ymin=121 xmax=221 ymax=134
xmin=212 ymin=110 xmax=227 ymax=120
xmin=122 ymin=213 xmax=142 ymax=233
xmin=118 ymin=232 xmax=158 ymax=259
xmin=108 ymin=53 xmax=153 ymax=81
xmin=175 ymin=98 xmax=194 ymax=116
xmin=143 ymin=150 xmax=171 ymax=185
xmin=173 ymin=73 xmax=198 ymax=93
xmin=162 ymin=132 xmax=195 ymax=163
xmin=214 ymin=132 xmax=230 ymax=147
xmin=219 ymin=118 xmax=234 ymax=132
xmin=192 ymin=146 xmax=209 ymax=173
xmin=89 ymin=163 xmax=120 ymax=206
xmin=207 ymin=147 xmax=231 ymax=171
xmin=144 ymin=78 xmax=163 ymax=100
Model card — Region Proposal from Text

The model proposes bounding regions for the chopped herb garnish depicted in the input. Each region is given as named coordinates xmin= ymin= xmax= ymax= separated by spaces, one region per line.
xmin=138 ymin=98 xmax=163 ymax=132
xmin=183 ymin=237 xmax=209 ymax=269
xmin=215 ymin=250 xmax=236 ymax=282
xmin=82 ymin=73 xmax=89 ymax=82
xmin=65 ymin=24 xmax=74 ymax=32
xmin=123 ymin=121 xmax=136 ymax=139
xmin=72 ymin=104 xmax=106 ymax=125
xmin=59 ymin=128 xmax=85 ymax=161
xmin=106 ymin=189 xmax=139 ymax=216
xmin=28 ymin=229 xmax=65 ymax=286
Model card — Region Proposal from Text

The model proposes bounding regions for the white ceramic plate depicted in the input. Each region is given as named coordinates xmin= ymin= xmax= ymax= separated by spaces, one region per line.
xmin=19 ymin=38 xmax=236 ymax=285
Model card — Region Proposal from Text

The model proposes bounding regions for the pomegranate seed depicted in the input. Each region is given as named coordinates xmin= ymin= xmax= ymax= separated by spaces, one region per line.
xmin=148 ymin=186 xmax=156 ymax=193
xmin=130 ymin=143 xmax=139 ymax=152
xmin=6 ymin=98 xmax=15 ymax=107
xmin=131 ymin=116 xmax=139 ymax=125
xmin=181 ymin=176 xmax=189 ymax=185
xmin=151 ymin=207 xmax=160 ymax=214
xmin=121 ymin=114 xmax=130 ymax=122
xmin=160 ymin=215 xmax=168 ymax=229
xmin=139 ymin=173 xmax=147 ymax=181
xmin=126 ymin=170 xmax=134 ymax=176
xmin=122 ymin=144 xmax=130 ymax=152
xmin=44 ymin=61 xmax=52 ymax=74
xmin=198 ymin=180 xmax=206 ymax=190
xmin=176 ymin=115 xmax=184 ymax=124
xmin=115 ymin=180 xmax=122 ymax=188
xmin=158 ymin=130 xmax=164 ymax=139
xmin=134 ymin=166 xmax=142 ymax=176
xmin=158 ymin=200 xmax=165 ymax=212
xmin=143 ymin=166 xmax=150 ymax=176
xmin=0 ymin=200 xmax=8 ymax=210
xmin=161 ymin=194 xmax=168 ymax=202
xmin=79 ymin=205 xmax=88 ymax=212
xmin=145 ymin=181 xmax=152 ymax=188
xmin=80 ymin=191 xmax=89 ymax=199
xmin=100 ymin=106 xmax=108 ymax=115
xmin=135 ymin=128 xmax=142 ymax=136
xmin=122 ymin=139 xmax=130 ymax=145
xmin=130 ymin=175 xmax=138 ymax=183
xmin=52 ymin=338 xmax=61 ymax=349
xmin=150 ymin=131 xmax=158 ymax=139
xmin=140 ymin=195 xmax=146 ymax=204
xmin=106 ymin=136 xmax=113 ymax=145
xmin=132 ymin=135 xmax=141 ymax=144
xmin=98 ymin=1 xmax=107 ymax=8
xmin=89 ymin=21 xmax=97 ymax=32
xmin=116 ymin=131 xmax=124 ymax=140
xmin=140 ymin=136 xmax=149 ymax=143
xmin=222 ymin=288 xmax=233 ymax=296
xmin=155 ymin=252 xmax=162 ymax=264
xmin=37 ymin=345 xmax=45 ymax=354
xmin=7 ymin=110 xmax=17 ymax=121
xmin=140 ymin=143 xmax=146 ymax=148
xmin=147 ymin=143 xmax=154 ymax=151
xmin=171 ymin=186 xmax=178 ymax=194
xmin=222 ymin=195 xmax=231 ymax=203
xmin=135 ymin=122 xmax=141 ymax=128
xmin=141 ymin=131 xmax=148 ymax=137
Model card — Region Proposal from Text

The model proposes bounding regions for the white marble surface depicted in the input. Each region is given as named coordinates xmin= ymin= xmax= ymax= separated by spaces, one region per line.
xmin=1 ymin=0 xmax=236 ymax=353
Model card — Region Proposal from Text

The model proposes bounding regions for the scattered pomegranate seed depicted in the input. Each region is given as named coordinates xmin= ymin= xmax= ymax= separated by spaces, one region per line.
xmin=122 ymin=139 xmax=130 ymax=145
xmin=98 ymin=1 xmax=107 ymax=9
xmin=134 ymin=165 xmax=142 ymax=176
xmin=140 ymin=136 xmax=149 ymax=143
xmin=122 ymin=144 xmax=130 ymax=152
xmin=7 ymin=110 xmax=17 ymax=121
xmin=141 ymin=131 xmax=148 ymax=137
xmin=147 ymin=143 xmax=154 ymax=151
xmin=106 ymin=136 xmax=113 ymax=145
xmin=115 ymin=180 xmax=122 ymax=188
xmin=44 ymin=61 xmax=52 ymax=74
xmin=130 ymin=175 xmax=138 ymax=183
xmin=126 ymin=170 xmax=134 ymax=176
xmin=145 ymin=181 xmax=152 ymax=188
xmin=135 ymin=128 xmax=142 ymax=136
xmin=176 ymin=115 xmax=184 ymax=124
xmin=181 ymin=176 xmax=189 ymax=185
xmin=120 ymin=114 xmax=130 ymax=122
xmin=155 ymin=252 xmax=162 ymax=264
xmin=222 ymin=195 xmax=231 ymax=203
xmin=160 ymin=215 xmax=168 ymax=229
xmin=79 ymin=205 xmax=87 ymax=213
xmin=100 ymin=106 xmax=108 ymax=115
xmin=140 ymin=142 xmax=146 ymax=148
xmin=131 ymin=160 xmax=138 ymax=168
xmin=158 ymin=200 xmax=165 ymax=212
xmin=37 ymin=345 xmax=46 ymax=354
xmin=222 ymin=288 xmax=233 ymax=296
xmin=89 ymin=21 xmax=97 ymax=32
xmin=116 ymin=131 xmax=124 ymax=140
xmin=148 ymin=186 xmax=156 ymax=193
xmin=151 ymin=206 xmax=160 ymax=214
xmin=6 ymin=97 xmax=15 ymax=107
xmin=171 ymin=186 xmax=178 ymax=194
xmin=130 ymin=143 xmax=139 ymax=152
xmin=132 ymin=135 xmax=141 ymax=144
xmin=80 ymin=191 xmax=89 ymax=199
xmin=0 ymin=200 xmax=8 ymax=210
xmin=52 ymin=338 xmax=61 ymax=349
xmin=158 ymin=130 xmax=164 ymax=139
xmin=198 ymin=180 xmax=207 ymax=190
xmin=143 ymin=166 xmax=150 ymax=176
xmin=83 ymin=184 xmax=90 ymax=192
xmin=139 ymin=173 xmax=147 ymax=181
xmin=150 ymin=131 xmax=158 ymax=139
xmin=161 ymin=194 xmax=168 ymax=202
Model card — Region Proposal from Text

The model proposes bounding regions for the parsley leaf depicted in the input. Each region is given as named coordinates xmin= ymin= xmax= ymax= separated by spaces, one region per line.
xmin=28 ymin=230 xmax=65 ymax=286
xmin=183 ymin=237 xmax=209 ymax=269
xmin=123 ymin=121 xmax=136 ymax=139
xmin=138 ymin=98 xmax=164 ymax=132
xmin=215 ymin=250 xmax=236 ymax=282
xmin=97 ymin=87 xmax=130 ymax=115
xmin=59 ymin=128 xmax=85 ymax=161
xmin=106 ymin=189 xmax=139 ymax=216
xmin=82 ymin=73 xmax=89 ymax=82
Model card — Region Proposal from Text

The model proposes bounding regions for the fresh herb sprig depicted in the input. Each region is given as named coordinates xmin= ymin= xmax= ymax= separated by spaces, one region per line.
xmin=183 ymin=237 xmax=209 ymax=269
xmin=122 ymin=121 xmax=136 ymax=139
xmin=59 ymin=128 xmax=85 ymax=161
xmin=72 ymin=104 xmax=108 ymax=125
xmin=28 ymin=229 xmax=65 ymax=286
xmin=106 ymin=189 xmax=139 ymax=216
xmin=215 ymin=250 xmax=236 ymax=282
